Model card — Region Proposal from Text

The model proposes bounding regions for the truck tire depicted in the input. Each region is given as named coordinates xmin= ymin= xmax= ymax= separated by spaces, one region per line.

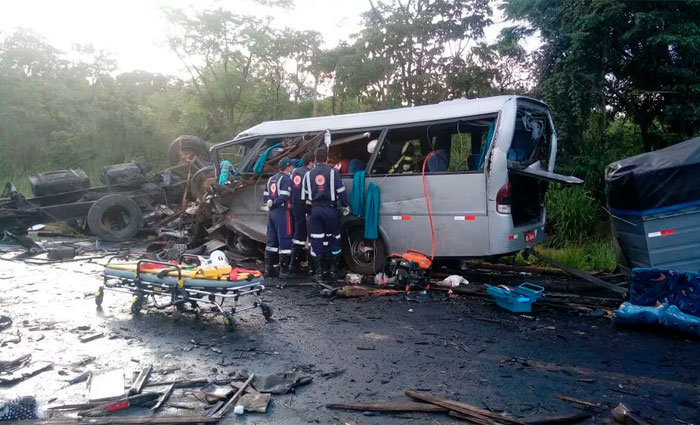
xmin=87 ymin=194 xmax=142 ymax=242
xmin=169 ymin=135 xmax=209 ymax=166
xmin=342 ymin=226 xmax=386 ymax=274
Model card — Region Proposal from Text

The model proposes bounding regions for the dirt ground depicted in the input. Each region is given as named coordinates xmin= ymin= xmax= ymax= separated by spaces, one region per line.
xmin=0 ymin=244 xmax=698 ymax=424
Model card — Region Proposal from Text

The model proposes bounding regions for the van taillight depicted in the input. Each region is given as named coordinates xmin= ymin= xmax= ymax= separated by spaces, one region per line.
xmin=496 ymin=183 xmax=512 ymax=214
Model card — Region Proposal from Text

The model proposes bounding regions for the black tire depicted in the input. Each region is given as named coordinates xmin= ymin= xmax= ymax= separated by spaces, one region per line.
xmin=190 ymin=166 xmax=215 ymax=199
xmin=342 ymin=226 xmax=386 ymax=274
xmin=169 ymin=135 xmax=209 ymax=166
xmin=226 ymin=231 xmax=262 ymax=257
xmin=86 ymin=194 xmax=142 ymax=242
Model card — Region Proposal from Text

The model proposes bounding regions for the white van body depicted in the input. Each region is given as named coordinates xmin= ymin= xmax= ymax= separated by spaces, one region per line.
xmin=211 ymin=95 xmax=581 ymax=273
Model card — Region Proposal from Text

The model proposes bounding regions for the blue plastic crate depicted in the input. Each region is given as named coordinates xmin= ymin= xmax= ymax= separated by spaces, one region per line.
xmin=485 ymin=283 xmax=545 ymax=313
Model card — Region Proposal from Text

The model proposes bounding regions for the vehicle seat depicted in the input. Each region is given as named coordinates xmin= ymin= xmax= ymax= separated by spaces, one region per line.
xmin=467 ymin=154 xmax=480 ymax=170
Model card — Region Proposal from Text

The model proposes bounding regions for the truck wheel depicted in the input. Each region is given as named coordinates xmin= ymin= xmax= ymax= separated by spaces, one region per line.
xmin=87 ymin=194 xmax=142 ymax=242
xmin=226 ymin=231 xmax=262 ymax=257
xmin=190 ymin=166 xmax=215 ymax=199
xmin=342 ymin=226 xmax=386 ymax=274
xmin=169 ymin=135 xmax=209 ymax=166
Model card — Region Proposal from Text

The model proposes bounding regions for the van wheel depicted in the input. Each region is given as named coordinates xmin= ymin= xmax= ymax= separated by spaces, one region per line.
xmin=87 ymin=194 xmax=142 ymax=242
xmin=342 ymin=227 xmax=386 ymax=275
xmin=226 ymin=231 xmax=261 ymax=257
xmin=169 ymin=135 xmax=209 ymax=166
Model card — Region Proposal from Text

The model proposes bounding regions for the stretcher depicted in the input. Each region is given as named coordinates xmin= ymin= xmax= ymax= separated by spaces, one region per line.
xmin=96 ymin=259 xmax=271 ymax=327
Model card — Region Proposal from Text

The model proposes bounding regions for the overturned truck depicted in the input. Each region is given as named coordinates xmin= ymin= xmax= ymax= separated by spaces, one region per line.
xmin=0 ymin=136 xmax=212 ymax=241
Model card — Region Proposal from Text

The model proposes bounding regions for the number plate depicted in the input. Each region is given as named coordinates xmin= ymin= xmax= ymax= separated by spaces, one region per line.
xmin=525 ymin=230 xmax=536 ymax=243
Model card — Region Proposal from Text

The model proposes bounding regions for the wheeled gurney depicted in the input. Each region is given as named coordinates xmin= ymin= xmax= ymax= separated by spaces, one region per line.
xmin=96 ymin=259 xmax=271 ymax=327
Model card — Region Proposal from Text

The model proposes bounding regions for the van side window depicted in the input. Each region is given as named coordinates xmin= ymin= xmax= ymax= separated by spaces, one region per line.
xmin=327 ymin=131 xmax=382 ymax=175
xmin=371 ymin=118 xmax=496 ymax=175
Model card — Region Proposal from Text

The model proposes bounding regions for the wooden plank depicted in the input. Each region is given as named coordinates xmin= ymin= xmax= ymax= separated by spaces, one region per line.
xmin=531 ymin=251 xmax=627 ymax=295
xmin=406 ymin=390 xmax=525 ymax=425
xmin=13 ymin=416 xmax=219 ymax=424
xmin=213 ymin=374 xmax=254 ymax=419
xmin=326 ymin=401 xmax=449 ymax=413
xmin=555 ymin=394 xmax=600 ymax=408
xmin=151 ymin=382 xmax=176 ymax=412
xmin=128 ymin=365 xmax=152 ymax=395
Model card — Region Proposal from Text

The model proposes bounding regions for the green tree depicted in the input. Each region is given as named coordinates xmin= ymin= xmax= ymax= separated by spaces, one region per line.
xmin=503 ymin=0 xmax=700 ymax=153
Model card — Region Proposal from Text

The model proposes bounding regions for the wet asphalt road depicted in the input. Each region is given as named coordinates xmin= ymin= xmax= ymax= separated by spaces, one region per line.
xmin=0 ymin=253 xmax=698 ymax=424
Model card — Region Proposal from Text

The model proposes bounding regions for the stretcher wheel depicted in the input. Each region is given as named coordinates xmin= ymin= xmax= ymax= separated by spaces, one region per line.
xmin=131 ymin=297 xmax=144 ymax=315
xmin=94 ymin=287 xmax=104 ymax=307
xmin=261 ymin=303 xmax=273 ymax=321
xmin=222 ymin=314 xmax=235 ymax=328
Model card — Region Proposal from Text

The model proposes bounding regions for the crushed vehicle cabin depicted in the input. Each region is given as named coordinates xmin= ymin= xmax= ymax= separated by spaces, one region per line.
xmin=205 ymin=95 xmax=582 ymax=273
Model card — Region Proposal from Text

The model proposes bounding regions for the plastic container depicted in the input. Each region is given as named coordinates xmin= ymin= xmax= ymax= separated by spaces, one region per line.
xmin=485 ymin=283 xmax=545 ymax=313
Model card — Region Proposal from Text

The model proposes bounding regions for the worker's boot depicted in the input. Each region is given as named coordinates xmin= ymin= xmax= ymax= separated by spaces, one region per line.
xmin=327 ymin=254 xmax=341 ymax=283
xmin=321 ymin=254 xmax=333 ymax=283
xmin=311 ymin=256 xmax=324 ymax=284
xmin=278 ymin=254 xmax=292 ymax=280
xmin=289 ymin=245 xmax=303 ymax=277
xmin=306 ymin=248 xmax=315 ymax=277
xmin=263 ymin=252 xmax=278 ymax=281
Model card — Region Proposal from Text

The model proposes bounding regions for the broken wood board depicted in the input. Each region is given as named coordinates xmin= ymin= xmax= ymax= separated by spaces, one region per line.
xmin=406 ymin=390 xmax=525 ymax=425
xmin=213 ymin=373 xmax=254 ymax=418
xmin=128 ymin=365 xmax=152 ymax=395
xmin=338 ymin=285 xmax=400 ymax=298
xmin=0 ymin=354 xmax=31 ymax=374
xmin=238 ymin=392 xmax=271 ymax=413
xmin=327 ymin=401 xmax=449 ymax=413
xmin=0 ymin=361 xmax=52 ymax=386
xmin=88 ymin=369 xmax=125 ymax=402
xmin=555 ymin=394 xmax=600 ymax=408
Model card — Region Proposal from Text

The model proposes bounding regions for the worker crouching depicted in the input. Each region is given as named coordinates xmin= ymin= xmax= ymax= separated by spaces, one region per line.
xmin=263 ymin=157 xmax=295 ymax=280
xmin=302 ymin=147 xmax=349 ymax=283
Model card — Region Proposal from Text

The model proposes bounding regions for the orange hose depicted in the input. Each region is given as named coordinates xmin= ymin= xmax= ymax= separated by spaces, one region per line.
xmin=421 ymin=153 xmax=437 ymax=261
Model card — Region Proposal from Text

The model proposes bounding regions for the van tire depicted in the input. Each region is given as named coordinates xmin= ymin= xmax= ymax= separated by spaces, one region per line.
xmin=226 ymin=231 xmax=261 ymax=257
xmin=342 ymin=226 xmax=386 ymax=275
xmin=87 ymin=194 xmax=142 ymax=242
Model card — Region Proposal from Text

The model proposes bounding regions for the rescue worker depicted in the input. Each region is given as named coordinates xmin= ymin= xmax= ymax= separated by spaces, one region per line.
xmin=289 ymin=152 xmax=315 ymax=275
xmin=263 ymin=157 xmax=295 ymax=279
xmin=302 ymin=147 xmax=349 ymax=283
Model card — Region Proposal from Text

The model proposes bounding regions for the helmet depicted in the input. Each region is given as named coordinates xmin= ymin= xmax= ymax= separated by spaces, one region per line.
xmin=367 ymin=140 xmax=378 ymax=154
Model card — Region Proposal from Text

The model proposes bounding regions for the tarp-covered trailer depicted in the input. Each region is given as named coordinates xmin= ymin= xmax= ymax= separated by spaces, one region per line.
xmin=605 ymin=137 xmax=700 ymax=274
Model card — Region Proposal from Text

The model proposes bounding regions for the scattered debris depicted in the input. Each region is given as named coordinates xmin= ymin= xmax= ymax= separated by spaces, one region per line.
xmin=238 ymin=392 xmax=271 ymax=413
xmin=252 ymin=371 xmax=313 ymax=394
xmin=0 ymin=315 xmax=11 ymax=332
xmin=79 ymin=332 xmax=104 ymax=343
xmin=338 ymin=285 xmax=400 ymax=298
xmin=212 ymin=374 xmax=255 ymax=418
xmin=439 ymin=274 xmax=468 ymax=287
xmin=80 ymin=393 xmax=161 ymax=417
xmin=326 ymin=401 xmax=449 ymax=413
xmin=0 ymin=361 xmax=52 ymax=386
xmin=0 ymin=396 xmax=39 ymax=421
xmin=128 ymin=365 xmax=152 ymax=396
xmin=64 ymin=371 xmax=93 ymax=388
xmin=611 ymin=403 xmax=653 ymax=425
xmin=88 ymin=370 xmax=126 ymax=402
xmin=555 ymin=394 xmax=600 ymax=408
xmin=151 ymin=383 xmax=175 ymax=413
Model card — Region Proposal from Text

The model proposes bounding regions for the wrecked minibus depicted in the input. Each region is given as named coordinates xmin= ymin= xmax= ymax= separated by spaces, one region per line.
xmin=210 ymin=95 xmax=581 ymax=273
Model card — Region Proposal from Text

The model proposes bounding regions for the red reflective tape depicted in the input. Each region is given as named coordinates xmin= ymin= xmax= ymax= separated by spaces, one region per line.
xmin=660 ymin=229 xmax=674 ymax=236
xmin=402 ymin=216 xmax=412 ymax=221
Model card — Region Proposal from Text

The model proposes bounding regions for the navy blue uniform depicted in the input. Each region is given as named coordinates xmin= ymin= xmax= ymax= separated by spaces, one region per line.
xmin=263 ymin=172 xmax=293 ymax=255
xmin=301 ymin=164 xmax=348 ymax=257
xmin=290 ymin=166 xmax=310 ymax=248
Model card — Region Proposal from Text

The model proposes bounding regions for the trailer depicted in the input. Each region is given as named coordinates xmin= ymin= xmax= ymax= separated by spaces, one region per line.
xmin=606 ymin=137 xmax=700 ymax=273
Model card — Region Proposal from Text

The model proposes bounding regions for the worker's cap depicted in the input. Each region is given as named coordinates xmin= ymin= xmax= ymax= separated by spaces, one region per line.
xmin=278 ymin=157 xmax=294 ymax=168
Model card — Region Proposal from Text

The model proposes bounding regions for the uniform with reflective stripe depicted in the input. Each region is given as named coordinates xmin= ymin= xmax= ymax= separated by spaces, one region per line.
xmin=303 ymin=164 xmax=348 ymax=257
xmin=264 ymin=171 xmax=294 ymax=253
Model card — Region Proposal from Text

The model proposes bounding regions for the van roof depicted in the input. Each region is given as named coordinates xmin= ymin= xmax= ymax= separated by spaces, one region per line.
xmin=238 ymin=95 xmax=544 ymax=137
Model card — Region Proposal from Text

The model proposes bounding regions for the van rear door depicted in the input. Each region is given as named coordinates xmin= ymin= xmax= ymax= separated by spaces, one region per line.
xmin=508 ymin=160 xmax=583 ymax=185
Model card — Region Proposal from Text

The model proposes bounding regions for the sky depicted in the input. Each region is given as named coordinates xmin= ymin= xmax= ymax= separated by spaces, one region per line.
xmin=0 ymin=0 xmax=516 ymax=76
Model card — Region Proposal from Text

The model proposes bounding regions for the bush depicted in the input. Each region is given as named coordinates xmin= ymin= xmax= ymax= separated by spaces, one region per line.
xmin=536 ymin=240 xmax=617 ymax=272
xmin=545 ymin=186 xmax=600 ymax=248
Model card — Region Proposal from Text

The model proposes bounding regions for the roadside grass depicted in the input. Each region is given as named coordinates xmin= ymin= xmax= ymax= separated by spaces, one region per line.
xmin=535 ymin=240 xmax=617 ymax=272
